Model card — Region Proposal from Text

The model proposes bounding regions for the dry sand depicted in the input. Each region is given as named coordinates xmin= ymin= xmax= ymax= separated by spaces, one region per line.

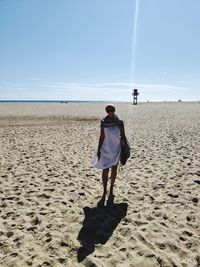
xmin=0 ymin=102 xmax=200 ymax=267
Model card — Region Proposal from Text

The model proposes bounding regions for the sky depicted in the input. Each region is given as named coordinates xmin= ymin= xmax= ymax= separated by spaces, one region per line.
xmin=0 ymin=0 xmax=200 ymax=101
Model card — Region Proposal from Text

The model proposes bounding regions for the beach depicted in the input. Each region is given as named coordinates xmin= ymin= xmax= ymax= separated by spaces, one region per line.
xmin=0 ymin=102 xmax=200 ymax=267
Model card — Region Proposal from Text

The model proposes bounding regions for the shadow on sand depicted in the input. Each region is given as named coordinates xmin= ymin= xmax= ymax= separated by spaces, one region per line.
xmin=77 ymin=195 xmax=128 ymax=262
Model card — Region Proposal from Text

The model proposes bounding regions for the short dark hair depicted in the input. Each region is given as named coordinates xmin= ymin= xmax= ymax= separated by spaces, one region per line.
xmin=105 ymin=104 xmax=115 ymax=112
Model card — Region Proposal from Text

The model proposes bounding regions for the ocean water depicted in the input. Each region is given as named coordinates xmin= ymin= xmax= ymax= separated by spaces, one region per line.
xmin=0 ymin=100 xmax=104 ymax=103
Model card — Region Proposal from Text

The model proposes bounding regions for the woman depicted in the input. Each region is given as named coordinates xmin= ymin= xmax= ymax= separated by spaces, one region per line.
xmin=92 ymin=104 xmax=128 ymax=200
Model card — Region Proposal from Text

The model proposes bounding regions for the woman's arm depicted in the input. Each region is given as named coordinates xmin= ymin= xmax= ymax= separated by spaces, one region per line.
xmin=97 ymin=126 xmax=105 ymax=159
xmin=119 ymin=121 xmax=127 ymax=145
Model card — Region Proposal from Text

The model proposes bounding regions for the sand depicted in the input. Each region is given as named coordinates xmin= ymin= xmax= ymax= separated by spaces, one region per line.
xmin=0 ymin=102 xmax=200 ymax=267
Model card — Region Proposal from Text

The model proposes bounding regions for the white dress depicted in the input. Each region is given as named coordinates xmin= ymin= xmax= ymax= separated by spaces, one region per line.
xmin=91 ymin=126 xmax=121 ymax=169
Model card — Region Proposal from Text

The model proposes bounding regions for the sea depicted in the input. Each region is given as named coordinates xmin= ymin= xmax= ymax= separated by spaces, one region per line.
xmin=0 ymin=100 xmax=104 ymax=103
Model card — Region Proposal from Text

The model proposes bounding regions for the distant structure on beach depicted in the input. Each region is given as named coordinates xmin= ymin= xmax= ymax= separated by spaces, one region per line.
xmin=132 ymin=89 xmax=139 ymax=105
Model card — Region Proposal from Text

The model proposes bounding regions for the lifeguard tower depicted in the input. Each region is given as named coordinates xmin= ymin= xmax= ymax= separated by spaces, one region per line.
xmin=132 ymin=89 xmax=139 ymax=105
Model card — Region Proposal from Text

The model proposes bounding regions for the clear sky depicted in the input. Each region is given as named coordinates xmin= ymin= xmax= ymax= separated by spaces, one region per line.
xmin=0 ymin=0 xmax=200 ymax=101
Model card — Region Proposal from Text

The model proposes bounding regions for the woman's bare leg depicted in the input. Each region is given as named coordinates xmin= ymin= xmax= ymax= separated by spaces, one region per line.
xmin=110 ymin=164 xmax=118 ymax=195
xmin=102 ymin=168 xmax=109 ymax=196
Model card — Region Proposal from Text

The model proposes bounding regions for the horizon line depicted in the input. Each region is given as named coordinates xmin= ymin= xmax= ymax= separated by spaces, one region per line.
xmin=0 ymin=99 xmax=199 ymax=103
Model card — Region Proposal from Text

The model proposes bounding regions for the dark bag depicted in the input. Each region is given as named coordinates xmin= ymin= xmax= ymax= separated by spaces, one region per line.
xmin=120 ymin=141 xmax=131 ymax=165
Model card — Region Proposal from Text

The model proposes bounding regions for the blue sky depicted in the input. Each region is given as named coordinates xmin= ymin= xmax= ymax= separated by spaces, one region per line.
xmin=0 ymin=0 xmax=200 ymax=101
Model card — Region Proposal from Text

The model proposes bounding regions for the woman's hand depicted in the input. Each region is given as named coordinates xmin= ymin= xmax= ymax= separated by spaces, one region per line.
xmin=121 ymin=139 xmax=128 ymax=147
xmin=97 ymin=150 xmax=101 ymax=160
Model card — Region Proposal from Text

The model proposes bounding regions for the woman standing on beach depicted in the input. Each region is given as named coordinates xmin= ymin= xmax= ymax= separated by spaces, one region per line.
xmin=92 ymin=104 xmax=128 ymax=201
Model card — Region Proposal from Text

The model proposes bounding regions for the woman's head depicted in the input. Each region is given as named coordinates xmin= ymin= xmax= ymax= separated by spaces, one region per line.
xmin=105 ymin=104 xmax=115 ymax=117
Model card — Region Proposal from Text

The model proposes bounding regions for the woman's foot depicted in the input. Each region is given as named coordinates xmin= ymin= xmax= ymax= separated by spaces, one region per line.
xmin=97 ymin=193 xmax=106 ymax=208
xmin=107 ymin=192 xmax=114 ymax=206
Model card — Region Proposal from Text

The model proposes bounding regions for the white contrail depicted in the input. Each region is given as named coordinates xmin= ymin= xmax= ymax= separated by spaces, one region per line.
xmin=130 ymin=0 xmax=140 ymax=84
